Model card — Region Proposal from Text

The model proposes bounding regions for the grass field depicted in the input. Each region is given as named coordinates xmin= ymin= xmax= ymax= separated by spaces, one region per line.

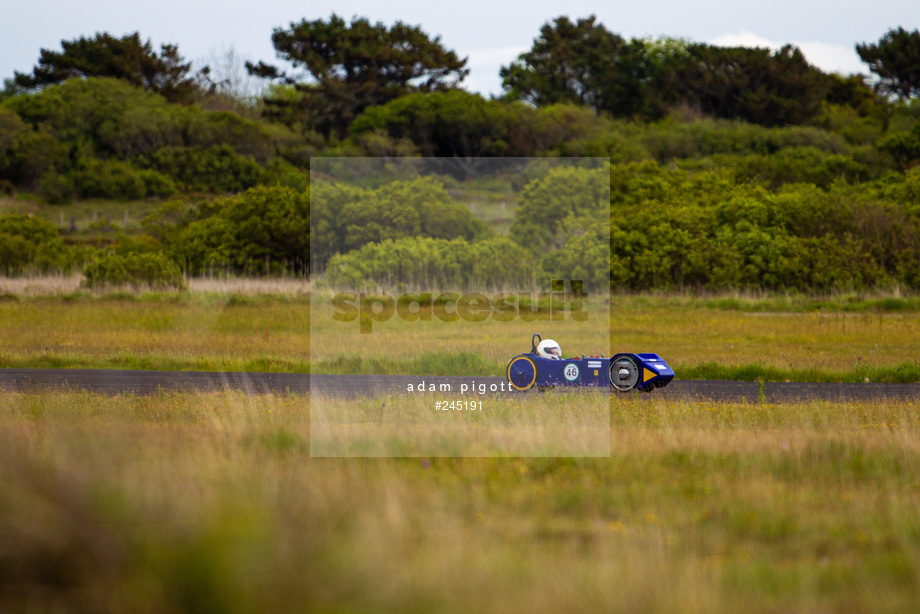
xmin=311 ymin=390 xmax=611 ymax=456
xmin=0 ymin=290 xmax=312 ymax=373
xmin=2 ymin=285 xmax=918 ymax=382
xmin=2 ymin=390 xmax=919 ymax=612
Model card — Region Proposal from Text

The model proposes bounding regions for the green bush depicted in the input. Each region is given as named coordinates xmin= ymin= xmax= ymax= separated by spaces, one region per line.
xmin=1 ymin=125 xmax=68 ymax=186
xmin=0 ymin=107 xmax=24 ymax=159
xmin=351 ymin=90 xmax=533 ymax=161
xmin=510 ymin=166 xmax=609 ymax=254
xmin=170 ymin=185 xmax=310 ymax=275
xmin=537 ymin=221 xmax=610 ymax=291
xmin=603 ymin=163 xmax=920 ymax=291
xmin=638 ymin=119 xmax=849 ymax=161
xmin=311 ymin=176 xmax=487 ymax=270
xmin=325 ymin=236 xmax=533 ymax=290
xmin=113 ymin=235 xmax=164 ymax=256
xmin=71 ymin=159 xmax=147 ymax=200
xmin=38 ymin=172 xmax=74 ymax=204
xmin=0 ymin=232 xmax=33 ymax=274
xmin=137 ymin=169 xmax=177 ymax=198
xmin=138 ymin=145 xmax=267 ymax=193
xmin=1 ymin=78 xmax=285 ymax=194
xmin=185 ymin=110 xmax=275 ymax=161
xmin=0 ymin=214 xmax=72 ymax=274
xmin=97 ymin=104 xmax=186 ymax=158
xmin=879 ymin=121 xmax=920 ymax=168
xmin=82 ymin=252 xmax=185 ymax=290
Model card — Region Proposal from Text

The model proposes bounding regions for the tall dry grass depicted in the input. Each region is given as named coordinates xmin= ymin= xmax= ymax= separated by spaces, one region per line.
xmin=1 ymin=390 xmax=920 ymax=612
xmin=311 ymin=389 xmax=610 ymax=456
xmin=0 ymin=274 xmax=311 ymax=297
xmin=0 ymin=273 xmax=83 ymax=295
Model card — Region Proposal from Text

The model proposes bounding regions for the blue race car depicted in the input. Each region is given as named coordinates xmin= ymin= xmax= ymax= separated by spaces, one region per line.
xmin=506 ymin=333 xmax=674 ymax=392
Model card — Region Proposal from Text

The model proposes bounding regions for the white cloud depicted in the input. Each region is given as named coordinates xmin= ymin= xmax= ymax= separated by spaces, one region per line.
xmin=709 ymin=30 xmax=865 ymax=75
xmin=709 ymin=31 xmax=777 ymax=49
xmin=460 ymin=45 xmax=529 ymax=97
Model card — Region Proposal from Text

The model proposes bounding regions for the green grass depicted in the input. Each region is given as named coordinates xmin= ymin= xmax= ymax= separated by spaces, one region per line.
xmin=3 ymin=290 xmax=920 ymax=381
xmin=0 ymin=351 xmax=311 ymax=373
xmin=316 ymin=349 xmax=493 ymax=376
xmin=6 ymin=348 xmax=920 ymax=384
xmin=680 ymin=360 xmax=920 ymax=384
xmin=0 ymin=293 xmax=311 ymax=373
xmin=625 ymin=291 xmax=920 ymax=314
xmin=3 ymin=390 xmax=920 ymax=611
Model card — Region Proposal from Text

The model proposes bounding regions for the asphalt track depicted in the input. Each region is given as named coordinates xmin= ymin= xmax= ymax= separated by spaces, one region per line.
xmin=2 ymin=369 xmax=920 ymax=402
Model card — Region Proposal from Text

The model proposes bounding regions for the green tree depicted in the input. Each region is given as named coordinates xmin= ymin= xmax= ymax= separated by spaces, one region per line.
xmin=538 ymin=218 xmax=610 ymax=290
xmin=171 ymin=185 xmax=310 ymax=275
xmin=351 ymin=90 xmax=536 ymax=176
xmin=824 ymin=73 xmax=878 ymax=113
xmin=310 ymin=176 xmax=487 ymax=269
xmin=500 ymin=16 xmax=647 ymax=117
xmin=0 ymin=214 xmax=72 ymax=275
xmin=673 ymin=44 xmax=829 ymax=126
xmin=248 ymin=14 xmax=468 ymax=137
xmin=857 ymin=27 xmax=920 ymax=99
xmin=325 ymin=236 xmax=532 ymax=290
xmin=3 ymin=77 xmax=278 ymax=176
xmin=136 ymin=145 xmax=268 ymax=193
xmin=510 ymin=166 xmax=609 ymax=254
xmin=82 ymin=252 xmax=185 ymax=290
xmin=879 ymin=121 xmax=920 ymax=168
xmin=0 ymin=108 xmax=24 ymax=160
xmin=0 ymin=78 xmax=28 ymax=103
xmin=0 ymin=125 xmax=67 ymax=187
xmin=13 ymin=32 xmax=208 ymax=104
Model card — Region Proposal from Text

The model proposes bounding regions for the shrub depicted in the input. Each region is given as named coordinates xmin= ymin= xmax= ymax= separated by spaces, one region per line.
xmin=2 ymin=78 xmax=284 ymax=194
xmin=639 ymin=119 xmax=849 ymax=161
xmin=71 ymin=159 xmax=147 ymax=200
xmin=538 ymin=222 xmax=610 ymax=291
xmin=311 ymin=176 xmax=487 ymax=270
xmin=0 ymin=232 xmax=33 ymax=274
xmin=185 ymin=110 xmax=275 ymax=161
xmin=350 ymin=91 xmax=533 ymax=163
xmin=510 ymin=166 xmax=609 ymax=254
xmin=1 ymin=125 xmax=67 ymax=186
xmin=0 ymin=214 xmax=72 ymax=274
xmin=324 ymin=236 xmax=532 ymax=290
xmin=82 ymin=252 xmax=185 ymax=290
xmin=0 ymin=107 xmax=24 ymax=159
xmin=690 ymin=147 xmax=871 ymax=189
xmin=137 ymin=169 xmax=177 ymax=198
xmin=97 ymin=104 xmax=186 ymax=158
xmin=39 ymin=172 xmax=74 ymax=204
xmin=137 ymin=145 xmax=267 ymax=193
xmin=879 ymin=121 xmax=920 ymax=168
xmin=170 ymin=185 xmax=310 ymax=276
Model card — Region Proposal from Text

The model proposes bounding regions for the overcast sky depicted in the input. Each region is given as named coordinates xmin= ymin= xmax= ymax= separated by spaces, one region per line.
xmin=2 ymin=1 xmax=918 ymax=96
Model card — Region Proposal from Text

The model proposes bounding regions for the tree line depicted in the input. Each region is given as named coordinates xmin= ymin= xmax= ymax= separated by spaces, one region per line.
xmin=1 ymin=16 xmax=920 ymax=292
xmin=4 ymin=161 xmax=920 ymax=293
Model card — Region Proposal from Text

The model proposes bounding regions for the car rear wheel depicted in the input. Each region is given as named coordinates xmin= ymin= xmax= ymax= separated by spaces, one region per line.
xmin=609 ymin=355 xmax=639 ymax=392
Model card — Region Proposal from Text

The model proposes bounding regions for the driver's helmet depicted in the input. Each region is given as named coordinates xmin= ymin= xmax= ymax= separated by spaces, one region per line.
xmin=536 ymin=339 xmax=562 ymax=360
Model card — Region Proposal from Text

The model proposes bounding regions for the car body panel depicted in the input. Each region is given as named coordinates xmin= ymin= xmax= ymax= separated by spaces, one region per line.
xmin=505 ymin=335 xmax=674 ymax=392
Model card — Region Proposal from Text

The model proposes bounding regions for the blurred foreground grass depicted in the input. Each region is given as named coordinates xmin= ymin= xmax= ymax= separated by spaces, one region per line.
xmin=2 ymin=391 xmax=920 ymax=612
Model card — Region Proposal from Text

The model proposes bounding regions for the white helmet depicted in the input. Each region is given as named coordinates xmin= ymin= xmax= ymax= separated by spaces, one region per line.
xmin=536 ymin=339 xmax=562 ymax=360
